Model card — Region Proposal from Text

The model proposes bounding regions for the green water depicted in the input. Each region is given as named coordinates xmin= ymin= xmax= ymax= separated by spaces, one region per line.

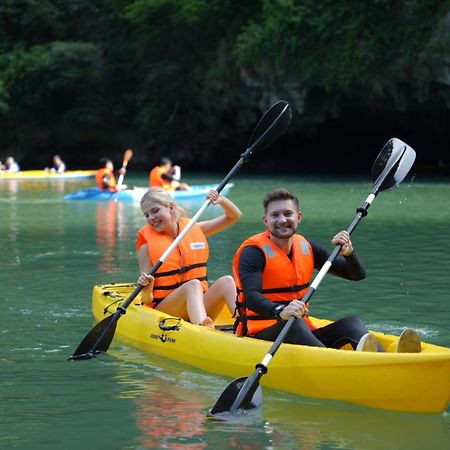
xmin=1 ymin=173 xmax=449 ymax=450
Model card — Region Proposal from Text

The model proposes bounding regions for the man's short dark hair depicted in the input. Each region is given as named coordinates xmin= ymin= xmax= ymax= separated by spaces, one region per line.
xmin=100 ymin=157 xmax=112 ymax=167
xmin=160 ymin=157 xmax=172 ymax=166
xmin=263 ymin=188 xmax=300 ymax=213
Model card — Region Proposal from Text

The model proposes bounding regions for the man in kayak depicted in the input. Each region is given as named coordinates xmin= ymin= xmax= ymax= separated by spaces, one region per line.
xmin=149 ymin=157 xmax=190 ymax=191
xmin=0 ymin=156 xmax=20 ymax=172
xmin=136 ymin=188 xmax=241 ymax=327
xmin=95 ymin=157 xmax=125 ymax=192
xmin=233 ymin=188 xmax=420 ymax=352
xmin=45 ymin=154 xmax=66 ymax=173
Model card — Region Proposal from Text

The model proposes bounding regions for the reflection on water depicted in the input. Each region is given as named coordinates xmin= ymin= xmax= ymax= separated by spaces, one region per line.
xmin=134 ymin=378 xmax=209 ymax=449
xmin=1 ymin=174 xmax=449 ymax=450
xmin=111 ymin=349 xmax=285 ymax=449
xmin=96 ymin=202 xmax=123 ymax=273
xmin=110 ymin=346 xmax=450 ymax=450
xmin=0 ymin=178 xmax=85 ymax=198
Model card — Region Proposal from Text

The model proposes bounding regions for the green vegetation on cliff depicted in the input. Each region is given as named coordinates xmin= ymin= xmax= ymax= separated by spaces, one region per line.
xmin=0 ymin=0 xmax=448 ymax=171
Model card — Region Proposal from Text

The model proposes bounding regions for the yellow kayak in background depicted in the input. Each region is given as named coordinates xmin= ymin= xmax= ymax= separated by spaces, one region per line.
xmin=0 ymin=170 xmax=96 ymax=180
xmin=92 ymin=283 xmax=450 ymax=414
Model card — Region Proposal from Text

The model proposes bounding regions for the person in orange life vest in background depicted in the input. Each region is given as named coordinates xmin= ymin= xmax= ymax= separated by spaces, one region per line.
xmin=136 ymin=188 xmax=241 ymax=327
xmin=95 ymin=157 xmax=125 ymax=192
xmin=233 ymin=188 xmax=387 ymax=351
xmin=149 ymin=157 xmax=190 ymax=191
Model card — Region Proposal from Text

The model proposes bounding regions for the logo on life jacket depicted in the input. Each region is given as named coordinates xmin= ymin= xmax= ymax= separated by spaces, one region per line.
xmin=190 ymin=242 xmax=206 ymax=250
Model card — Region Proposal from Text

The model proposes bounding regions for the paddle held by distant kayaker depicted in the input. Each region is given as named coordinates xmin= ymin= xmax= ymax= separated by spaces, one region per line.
xmin=136 ymin=188 xmax=241 ymax=327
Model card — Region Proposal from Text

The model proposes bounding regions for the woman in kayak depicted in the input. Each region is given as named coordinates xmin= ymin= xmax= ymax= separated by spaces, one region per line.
xmin=136 ymin=188 xmax=241 ymax=327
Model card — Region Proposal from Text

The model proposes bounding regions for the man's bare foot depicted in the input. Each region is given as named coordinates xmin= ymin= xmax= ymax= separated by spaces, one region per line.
xmin=201 ymin=316 xmax=215 ymax=329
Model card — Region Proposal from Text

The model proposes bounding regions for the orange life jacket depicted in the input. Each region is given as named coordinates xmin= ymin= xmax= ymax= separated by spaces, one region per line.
xmin=149 ymin=166 xmax=175 ymax=190
xmin=136 ymin=217 xmax=209 ymax=307
xmin=95 ymin=168 xmax=117 ymax=191
xmin=233 ymin=230 xmax=316 ymax=336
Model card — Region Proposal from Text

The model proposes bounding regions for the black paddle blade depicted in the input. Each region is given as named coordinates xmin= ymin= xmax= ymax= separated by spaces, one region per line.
xmin=371 ymin=138 xmax=416 ymax=192
xmin=210 ymin=377 xmax=262 ymax=415
xmin=246 ymin=101 xmax=292 ymax=155
xmin=69 ymin=315 xmax=117 ymax=360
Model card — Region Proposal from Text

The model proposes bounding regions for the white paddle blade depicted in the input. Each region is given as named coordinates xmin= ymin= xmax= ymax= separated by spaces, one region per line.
xmin=371 ymin=138 xmax=416 ymax=192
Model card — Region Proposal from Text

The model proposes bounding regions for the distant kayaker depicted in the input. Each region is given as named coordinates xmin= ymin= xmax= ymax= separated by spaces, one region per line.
xmin=136 ymin=188 xmax=241 ymax=327
xmin=95 ymin=157 xmax=125 ymax=192
xmin=149 ymin=157 xmax=190 ymax=191
xmin=0 ymin=156 xmax=20 ymax=173
xmin=233 ymin=188 xmax=421 ymax=352
xmin=45 ymin=154 xmax=66 ymax=173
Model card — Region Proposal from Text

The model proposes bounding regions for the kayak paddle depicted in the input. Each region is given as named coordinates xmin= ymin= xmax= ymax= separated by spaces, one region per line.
xmin=114 ymin=148 xmax=133 ymax=201
xmin=69 ymin=100 xmax=292 ymax=361
xmin=210 ymin=137 xmax=416 ymax=416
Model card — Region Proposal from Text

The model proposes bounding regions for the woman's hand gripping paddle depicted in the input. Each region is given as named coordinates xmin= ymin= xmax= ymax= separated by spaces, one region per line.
xmin=69 ymin=101 xmax=292 ymax=361
xmin=210 ymin=137 xmax=416 ymax=416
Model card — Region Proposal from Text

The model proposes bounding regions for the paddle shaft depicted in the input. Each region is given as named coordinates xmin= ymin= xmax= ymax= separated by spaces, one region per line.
xmin=228 ymin=153 xmax=410 ymax=412
xmin=231 ymin=139 xmax=406 ymax=378
xmin=115 ymin=164 xmax=128 ymax=202
xmin=226 ymin=195 xmax=377 ymax=413
xmin=208 ymin=138 xmax=417 ymax=415
xmin=70 ymin=100 xmax=292 ymax=360
xmin=116 ymin=149 xmax=133 ymax=190
xmin=116 ymin=165 xmax=127 ymax=188
xmin=226 ymin=146 xmax=411 ymax=413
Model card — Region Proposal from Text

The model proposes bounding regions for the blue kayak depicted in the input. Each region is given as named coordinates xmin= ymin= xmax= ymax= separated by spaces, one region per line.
xmin=63 ymin=183 xmax=234 ymax=203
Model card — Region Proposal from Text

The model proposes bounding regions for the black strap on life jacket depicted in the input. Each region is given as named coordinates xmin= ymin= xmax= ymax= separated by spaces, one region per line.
xmin=234 ymin=299 xmax=294 ymax=335
xmin=260 ymin=283 xmax=309 ymax=294
xmin=154 ymin=262 xmax=207 ymax=278
xmin=233 ymin=277 xmax=310 ymax=335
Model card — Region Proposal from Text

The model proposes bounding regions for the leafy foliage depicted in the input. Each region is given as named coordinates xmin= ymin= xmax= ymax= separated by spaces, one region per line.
xmin=0 ymin=0 xmax=448 ymax=168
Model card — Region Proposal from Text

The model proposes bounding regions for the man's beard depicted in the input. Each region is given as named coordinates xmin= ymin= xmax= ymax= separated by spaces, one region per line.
xmin=270 ymin=223 xmax=297 ymax=239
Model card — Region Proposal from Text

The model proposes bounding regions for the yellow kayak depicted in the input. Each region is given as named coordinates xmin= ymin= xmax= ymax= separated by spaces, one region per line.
xmin=0 ymin=170 xmax=96 ymax=180
xmin=92 ymin=283 xmax=450 ymax=414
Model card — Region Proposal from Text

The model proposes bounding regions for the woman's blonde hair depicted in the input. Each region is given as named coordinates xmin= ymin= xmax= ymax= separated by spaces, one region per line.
xmin=140 ymin=188 xmax=184 ymax=216
xmin=140 ymin=188 xmax=173 ymax=207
